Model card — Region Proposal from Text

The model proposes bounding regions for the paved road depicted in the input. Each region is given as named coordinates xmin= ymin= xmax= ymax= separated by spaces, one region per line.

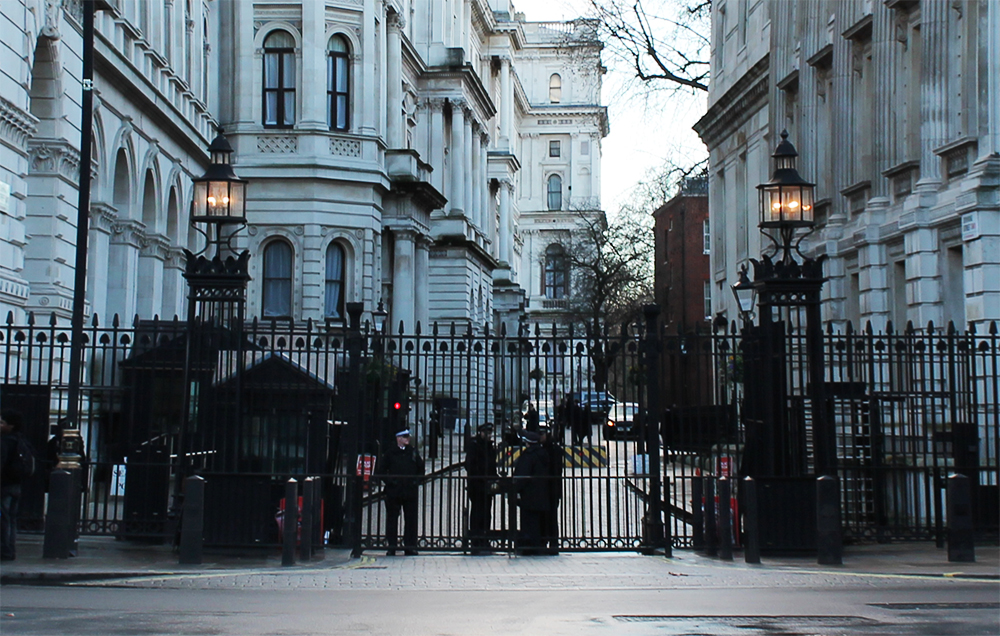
xmin=3 ymin=552 xmax=997 ymax=635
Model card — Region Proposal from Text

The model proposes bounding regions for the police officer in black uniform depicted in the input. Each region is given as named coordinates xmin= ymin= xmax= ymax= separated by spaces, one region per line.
xmin=539 ymin=425 xmax=562 ymax=554
xmin=513 ymin=430 xmax=548 ymax=555
xmin=377 ymin=428 xmax=425 ymax=555
xmin=465 ymin=422 xmax=498 ymax=553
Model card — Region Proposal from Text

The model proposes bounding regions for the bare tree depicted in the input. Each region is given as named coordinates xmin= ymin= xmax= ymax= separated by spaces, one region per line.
xmin=588 ymin=0 xmax=711 ymax=94
xmin=542 ymin=209 xmax=653 ymax=391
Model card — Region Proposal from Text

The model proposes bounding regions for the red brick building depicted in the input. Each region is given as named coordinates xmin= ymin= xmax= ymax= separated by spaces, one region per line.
xmin=653 ymin=178 xmax=711 ymax=335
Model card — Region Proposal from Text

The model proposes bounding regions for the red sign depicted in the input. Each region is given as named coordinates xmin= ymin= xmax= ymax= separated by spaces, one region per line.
xmin=357 ymin=454 xmax=376 ymax=481
xmin=718 ymin=456 xmax=731 ymax=477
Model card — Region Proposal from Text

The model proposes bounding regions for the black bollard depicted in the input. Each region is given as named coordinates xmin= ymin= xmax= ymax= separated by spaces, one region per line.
xmin=692 ymin=476 xmax=704 ymax=552
xmin=301 ymin=477 xmax=314 ymax=562
xmin=718 ymin=477 xmax=733 ymax=561
xmin=663 ymin=477 xmax=672 ymax=558
xmin=743 ymin=477 xmax=760 ymax=564
xmin=705 ymin=477 xmax=718 ymax=557
xmin=283 ymin=478 xmax=298 ymax=567
xmin=816 ymin=475 xmax=843 ymax=565
xmin=311 ymin=477 xmax=325 ymax=553
xmin=43 ymin=469 xmax=73 ymax=559
xmin=179 ymin=476 xmax=205 ymax=565
xmin=947 ymin=473 xmax=975 ymax=563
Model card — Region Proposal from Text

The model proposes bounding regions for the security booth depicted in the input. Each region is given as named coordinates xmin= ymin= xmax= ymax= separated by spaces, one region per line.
xmin=118 ymin=324 xmax=338 ymax=547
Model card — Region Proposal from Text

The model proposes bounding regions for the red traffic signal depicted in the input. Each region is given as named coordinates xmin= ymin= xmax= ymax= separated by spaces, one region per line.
xmin=393 ymin=402 xmax=402 ymax=410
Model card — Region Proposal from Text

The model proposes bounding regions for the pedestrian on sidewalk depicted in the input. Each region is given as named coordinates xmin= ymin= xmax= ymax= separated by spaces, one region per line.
xmin=513 ymin=430 xmax=548 ymax=555
xmin=1 ymin=409 xmax=35 ymax=561
xmin=539 ymin=425 xmax=562 ymax=555
xmin=377 ymin=428 xmax=424 ymax=556
xmin=465 ymin=422 xmax=498 ymax=553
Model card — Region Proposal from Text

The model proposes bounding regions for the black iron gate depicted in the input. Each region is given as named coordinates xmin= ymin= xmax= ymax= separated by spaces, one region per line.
xmin=2 ymin=311 xmax=997 ymax=552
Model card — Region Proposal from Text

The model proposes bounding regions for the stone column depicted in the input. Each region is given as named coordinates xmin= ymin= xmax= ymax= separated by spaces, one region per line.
xmin=360 ymin=0 xmax=378 ymax=136
xmin=464 ymin=112 xmax=474 ymax=222
xmin=427 ymin=99 xmax=446 ymax=195
xmin=480 ymin=131 xmax=490 ymax=235
xmin=450 ymin=101 xmax=466 ymax=215
xmin=386 ymin=10 xmax=404 ymax=148
xmin=499 ymin=56 xmax=512 ymax=150
xmin=498 ymin=178 xmax=512 ymax=266
xmin=136 ymin=234 xmax=168 ymax=318
xmin=414 ymin=235 xmax=430 ymax=328
xmin=987 ymin=1 xmax=1000 ymax=158
xmin=871 ymin=7 xmax=895 ymax=200
xmin=916 ymin=0 xmax=947 ymax=188
xmin=392 ymin=229 xmax=416 ymax=332
xmin=471 ymin=123 xmax=482 ymax=230
xmin=300 ymin=0 xmax=326 ymax=129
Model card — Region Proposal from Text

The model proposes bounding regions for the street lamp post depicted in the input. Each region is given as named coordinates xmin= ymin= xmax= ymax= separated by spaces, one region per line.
xmin=172 ymin=130 xmax=250 ymax=517
xmin=742 ymin=131 xmax=829 ymax=478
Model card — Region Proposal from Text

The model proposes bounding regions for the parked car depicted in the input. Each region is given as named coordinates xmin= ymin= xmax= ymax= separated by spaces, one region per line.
xmin=571 ymin=391 xmax=617 ymax=420
xmin=603 ymin=402 xmax=640 ymax=440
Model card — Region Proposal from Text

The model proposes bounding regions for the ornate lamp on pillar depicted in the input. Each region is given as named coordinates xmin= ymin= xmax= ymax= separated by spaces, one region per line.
xmin=185 ymin=130 xmax=251 ymax=324
xmin=744 ymin=131 xmax=830 ymax=478
xmin=171 ymin=130 xmax=251 ymax=520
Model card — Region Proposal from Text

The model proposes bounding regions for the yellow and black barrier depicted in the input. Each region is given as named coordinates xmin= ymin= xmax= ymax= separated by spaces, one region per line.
xmin=498 ymin=445 xmax=609 ymax=469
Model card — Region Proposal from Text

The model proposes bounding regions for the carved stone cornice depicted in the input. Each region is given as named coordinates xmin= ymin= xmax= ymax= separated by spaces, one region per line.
xmin=90 ymin=201 xmax=118 ymax=233
xmin=694 ymin=54 xmax=770 ymax=149
xmin=27 ymin=138 xmax=81 ymax=183
xmin=139 ymin=232 xmax=172 ymax=259
xmin=0 ymin=97 xmax=39 ymax=150
xmin=110 ymin=218 xmax=145 ymax=248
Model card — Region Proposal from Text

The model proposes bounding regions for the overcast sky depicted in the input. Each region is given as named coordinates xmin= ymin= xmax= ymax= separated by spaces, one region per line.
xmin=520 ymin=0 xmax=709 ymax=213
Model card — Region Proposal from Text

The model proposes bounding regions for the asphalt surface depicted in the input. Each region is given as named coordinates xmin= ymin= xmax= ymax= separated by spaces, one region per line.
xmin=1 ymin=536 xmax=998 ymax=635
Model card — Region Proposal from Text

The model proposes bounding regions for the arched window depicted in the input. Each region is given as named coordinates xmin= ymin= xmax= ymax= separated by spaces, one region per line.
xmin=327 ymin=35 xmax=350 ymax=131
xmin=549 ymin=74 xmax=562 ymax=103
xmin=262 ymin=240 xmax=293 ymax=318
xmin=325 ymin=242 xmax=346 ymax=319
xmin=544 ymin=244 xmax=569 ymax=300
xmin=547 ymin=174 xmax=562 ymax=211
xmin=263 ymin=30 xmax=296 ymax=128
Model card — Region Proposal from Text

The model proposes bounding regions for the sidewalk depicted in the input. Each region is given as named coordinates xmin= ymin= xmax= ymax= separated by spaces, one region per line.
xmin=2 ymin=534 xmax=996 ymax=585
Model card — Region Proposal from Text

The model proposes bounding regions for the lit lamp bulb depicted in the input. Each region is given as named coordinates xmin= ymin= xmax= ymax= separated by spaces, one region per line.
xmin=207 ymin=196 xmax=217 ymax=206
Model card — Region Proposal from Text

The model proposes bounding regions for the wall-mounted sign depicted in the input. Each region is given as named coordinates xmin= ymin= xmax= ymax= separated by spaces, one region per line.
xmin=961 ymin=212 xmax=979 ymax=241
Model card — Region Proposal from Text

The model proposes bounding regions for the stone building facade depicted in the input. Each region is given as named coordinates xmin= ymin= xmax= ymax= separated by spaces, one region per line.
xmin=0 ymin=0 xmax=606 ymax=333
xmin=694 ymin=0 xmax=1000 ymax=330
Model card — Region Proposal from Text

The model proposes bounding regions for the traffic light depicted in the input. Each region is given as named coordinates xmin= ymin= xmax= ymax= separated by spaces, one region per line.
xmin=387 ymin=370 xmax=411 ymax=435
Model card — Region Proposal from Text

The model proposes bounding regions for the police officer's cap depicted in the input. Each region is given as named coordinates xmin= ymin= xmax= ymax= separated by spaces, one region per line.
xmin=521 ymin=431 xmax=540 ymax=444
xmin=395 ymin=429 xmax=411 ymax=437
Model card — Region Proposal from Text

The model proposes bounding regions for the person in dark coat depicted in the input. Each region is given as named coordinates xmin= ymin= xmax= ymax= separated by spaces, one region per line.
xmin=513 ymin=430 xmax=548 ymax=555
xmin=524 ymin=402 xmax=540 ymax=432
xmin=1 ymin=410 xmax=30 ymax=561
xmin=570 ymin=397 xmax=590 ymax=446
xmin=465 ymin=422 xmax=498 ymax=553
xmin=377 ymin=428 xmax=425 ymax=555
xmin=539 ymin=426 xmax=563 ymax=554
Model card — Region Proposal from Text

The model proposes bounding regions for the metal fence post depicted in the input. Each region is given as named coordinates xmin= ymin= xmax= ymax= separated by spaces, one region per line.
xmin=179 ymin=475 xmax=205 ymax=565
xmin=817 ymin=475 xmax=842 ymax=565
xmin=705 ymin=476 xmax=717 ymax=557
xmin=692 ymin=475 xmax=704 ymax=551
xmin=642 ymin=304 xmax=666 ymax=553
xmin=743 ymin=477 xmax=760 ymax=563
xmin=282 ymin=478 xmax=298 ymax=566
xmin=947 ymin=473 xmax=975 ymax=563
xmin=300 ymin=477 xmax=314 ymax=562
xmin=718 ymin=477 xmax=733 ymax=560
